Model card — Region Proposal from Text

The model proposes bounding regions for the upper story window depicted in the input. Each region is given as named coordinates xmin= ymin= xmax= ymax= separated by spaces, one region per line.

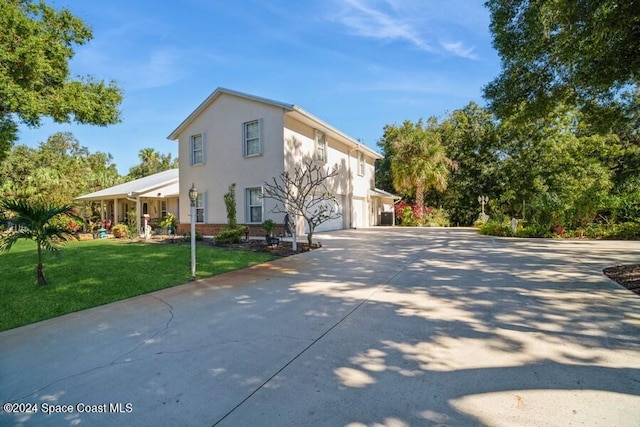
xmin=244 ymin=120 xmax=261 ymax=157
xmin=358 ymin=152 xmax=365 ymax=176
xmin=315 ymin=130 xmax=326 ymax=162
xmin=190 ymin=134 xmax=204 ymax=165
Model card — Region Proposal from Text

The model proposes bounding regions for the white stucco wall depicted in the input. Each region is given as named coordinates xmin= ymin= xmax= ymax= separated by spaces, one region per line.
xmin=173 ymin=90 xmax=382 ymax=232
xmin=283 ymin=115 xmax=377 ymax=230
xmin=177 ymin=93 xmax=286 ymax=225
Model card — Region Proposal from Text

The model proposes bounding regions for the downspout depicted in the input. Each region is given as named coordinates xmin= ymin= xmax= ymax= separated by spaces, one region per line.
xmin=348 ymin=148 xmax=356 ymax=229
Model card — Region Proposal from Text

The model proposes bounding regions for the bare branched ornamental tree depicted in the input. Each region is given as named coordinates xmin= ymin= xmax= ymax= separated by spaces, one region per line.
xmin=263 ymin=159 xmax=341 ymax=247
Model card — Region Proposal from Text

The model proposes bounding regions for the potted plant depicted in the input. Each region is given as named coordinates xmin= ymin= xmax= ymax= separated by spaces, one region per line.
xmin=262 ymin=219 xmax=278 ymax=245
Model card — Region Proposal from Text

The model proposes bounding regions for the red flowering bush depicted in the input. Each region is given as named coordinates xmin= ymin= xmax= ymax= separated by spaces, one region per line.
xmin=394 ymin=201 xmax=437 ymax=226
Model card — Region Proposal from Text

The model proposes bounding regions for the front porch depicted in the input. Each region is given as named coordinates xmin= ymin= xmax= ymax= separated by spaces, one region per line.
xmin=74 ymin=169 xmax=180 ymax=237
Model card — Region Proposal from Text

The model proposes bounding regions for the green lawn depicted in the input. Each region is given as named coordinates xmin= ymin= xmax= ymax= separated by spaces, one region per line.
xmin=0 ymin=238 xmax=275 ymax=332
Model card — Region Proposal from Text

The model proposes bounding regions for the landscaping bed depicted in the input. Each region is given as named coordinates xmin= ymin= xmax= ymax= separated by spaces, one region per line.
xmin=603 ymin=264 xmax=640 ymax=296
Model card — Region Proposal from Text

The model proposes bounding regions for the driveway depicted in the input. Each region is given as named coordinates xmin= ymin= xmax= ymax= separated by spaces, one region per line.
xmin=1 ymin=228 xmax=640 ymax=426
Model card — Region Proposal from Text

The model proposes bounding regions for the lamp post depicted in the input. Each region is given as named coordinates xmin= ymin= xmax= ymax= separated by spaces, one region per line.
xmin=188 ymin=183 xmax=198 ymax=281
xmin=478 ymin=195 xmax=489 ymax=215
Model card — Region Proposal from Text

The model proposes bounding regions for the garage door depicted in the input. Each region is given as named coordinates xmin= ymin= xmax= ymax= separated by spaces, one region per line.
xmin=305 ymin=196 xmax=344 ymax=233
xmin=352 ymin=198 xmax=366 ymax=228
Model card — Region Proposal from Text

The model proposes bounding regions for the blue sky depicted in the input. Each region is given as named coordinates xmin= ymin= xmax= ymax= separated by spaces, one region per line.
xmin=18 ymin=0 xmax=501 ymax=175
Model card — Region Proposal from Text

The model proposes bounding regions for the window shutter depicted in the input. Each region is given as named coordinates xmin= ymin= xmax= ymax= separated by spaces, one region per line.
xmin=203 ymin=191 xmax=208 ymax=224
xmin=201 ymin=132 xmax=206 ymax=165
xmin=189 ymin=136 xmax=194 ymax=166
xmin=259 ymin=118 xmax=264 ymax=155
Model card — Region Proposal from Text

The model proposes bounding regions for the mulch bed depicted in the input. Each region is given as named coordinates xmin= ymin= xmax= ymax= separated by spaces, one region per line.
xmin=211 ymin=239 xmax=319 ymax=257
xmin=150 ymin=236 xmax=319 ymax=257
xmin=603 ymin=264 xmax=640 ymax=296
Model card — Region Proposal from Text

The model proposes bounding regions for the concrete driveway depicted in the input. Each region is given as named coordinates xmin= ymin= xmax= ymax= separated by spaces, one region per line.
xmin=1 ymin=228 xmax=640 ymax=426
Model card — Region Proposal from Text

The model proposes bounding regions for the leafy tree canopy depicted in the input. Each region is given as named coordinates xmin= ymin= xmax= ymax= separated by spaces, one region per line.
xmin=0 ymin=0 xmax=123 ymax=162
xmin=484 ymin=0 xmax=640 ymax=128
xmin=126 ymin=148 xmax=178 ymax=180
xmin=385 ymin=118 xmax=455 ymax=219
xmin=0 ymin=132 xmax=121 ymax=206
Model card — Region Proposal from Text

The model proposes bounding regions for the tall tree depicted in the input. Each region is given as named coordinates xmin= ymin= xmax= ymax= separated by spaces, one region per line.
xmin=0 ymin=132 xmax=120 ymax=205
xmin=127 ymin=148 xmax=178 ymax=180
xmin=440 ymin=102 xmax=502 ymax=225
xmin=496 ymin=105 xmax=618 ymax=227
xmin=484 ymin=0 xmax=640 ymax=128
xmin=0 ymin=0 xmax=123 ymax=162
xmin=388 ymin=119 xmax=454 ymax=218
xmin=0 ymin=199 xmax=78 ymax=285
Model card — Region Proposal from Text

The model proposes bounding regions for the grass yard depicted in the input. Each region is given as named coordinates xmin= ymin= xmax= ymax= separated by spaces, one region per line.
xmin=0 ymin=238 xmax=275 ymax=332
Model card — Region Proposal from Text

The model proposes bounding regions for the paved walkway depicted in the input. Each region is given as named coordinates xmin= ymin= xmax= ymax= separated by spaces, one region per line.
xmin=1 ymin=228 xmax=640 ymax=426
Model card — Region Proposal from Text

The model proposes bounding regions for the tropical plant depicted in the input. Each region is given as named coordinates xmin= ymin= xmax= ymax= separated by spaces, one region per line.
xmin=159 ymin=213 xmax=178 ymax=235
xmin=262 ymin=219 xmax=276 ymax=237
xmin=388 ymin=119 xmax=455 ymax=220
xmin=0 ymin=199 xmax=79 ymax=285
xmin=126 ymin=148 xmax=178 ymax=180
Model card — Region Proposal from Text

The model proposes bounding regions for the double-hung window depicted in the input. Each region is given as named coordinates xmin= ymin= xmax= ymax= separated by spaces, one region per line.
xmin=244 ymin=120 xmax=261 ymax=157
xmin=161 ymin=201 xmax=168 ymax=218
xmin=358 ymin=152 xmax=365 ymax=176
xmin=315 ymin=130 xmax=326 ymax=162
xmin=191 ymin=134 xmax=204 ymax=165
xmin=246 ymin=188 xmax=263 ymax=223
xmin=195 ymin=193 xmax=205 ymax=223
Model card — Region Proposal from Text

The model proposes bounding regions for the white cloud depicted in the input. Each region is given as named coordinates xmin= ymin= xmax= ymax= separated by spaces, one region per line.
xmin=440 ymin=41 xmax=478 ymax=60
xmin=330 ymin=0 xmax=478 ymax=60
xmin=337 ymin=0 xmax=434 ymax=52
xmin=125 ymin=47 xmax=187 ymax=90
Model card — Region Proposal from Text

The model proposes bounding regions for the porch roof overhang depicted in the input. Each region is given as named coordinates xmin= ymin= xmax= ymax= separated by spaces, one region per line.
xmin=74 ymin=169 xmax=179 ymax=202
xmin=369 ymin=188 xmax=401 ymax=201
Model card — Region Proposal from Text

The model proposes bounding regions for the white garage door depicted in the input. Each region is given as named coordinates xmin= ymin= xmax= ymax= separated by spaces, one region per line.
xmin=304 ymin=196 xmax=344 ymax=233
xmin=352 ymin=198 xmax=366 ymax=228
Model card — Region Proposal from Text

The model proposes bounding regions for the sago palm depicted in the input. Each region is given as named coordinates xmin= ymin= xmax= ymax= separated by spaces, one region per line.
xmin=0 ymin=199 xmax=78 ymax=285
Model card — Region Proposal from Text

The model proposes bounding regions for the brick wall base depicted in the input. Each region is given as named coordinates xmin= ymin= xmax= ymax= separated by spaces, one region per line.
xmin=176 ymin=223 xmax=286 ymax=238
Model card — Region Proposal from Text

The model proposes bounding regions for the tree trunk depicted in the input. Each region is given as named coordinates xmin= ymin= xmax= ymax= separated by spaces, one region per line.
xmin=36 ymin=243 xmax=47 ymax=286
xmin=415 ymin=181 xmax=425 ymax=220
xmin=306 ymin=220 xmax=314 ymax=246
xmin=36 ymin=263 xmax=47 ymax=286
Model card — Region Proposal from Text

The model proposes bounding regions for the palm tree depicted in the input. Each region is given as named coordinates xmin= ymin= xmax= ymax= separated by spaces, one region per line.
xmin=390 ymin=119 xmax=454 ymax=219
xmin=0 ymin=199 xmax=78 ymax=285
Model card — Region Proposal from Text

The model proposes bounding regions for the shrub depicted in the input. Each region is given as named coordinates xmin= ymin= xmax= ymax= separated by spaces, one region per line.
xmin=516 ymin=223 xmax=553 ymax=238
xmin=478 ymin=219 xmax=513 ymax=237
xmin=112 ymin=223 xmax=129 ymax=238
xmin=215 ymin=226 xmax=246 ymax=244
xmin=183 ymin=231 xmax=204 ymax=242
xmin=424 ymin=208 xmax=450 ymax=227
xmin=394 ymin=200 xmax=449 ymax=226
xmin=583 ymin=222 xmax=640 ymax=240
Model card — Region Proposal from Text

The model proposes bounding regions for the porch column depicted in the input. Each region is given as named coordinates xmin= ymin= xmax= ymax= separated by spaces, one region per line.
xmin=114 ymin=198 xmax=119 ymax=223
xmin=100 ymin=200 xmax=105 ymax=222
xmin=136 ymin=197 xmax=141 ymax=237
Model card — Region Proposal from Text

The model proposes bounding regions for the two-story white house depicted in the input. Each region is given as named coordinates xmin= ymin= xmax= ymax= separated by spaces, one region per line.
xmin=167 ymin=87 xmax=396 ymax=236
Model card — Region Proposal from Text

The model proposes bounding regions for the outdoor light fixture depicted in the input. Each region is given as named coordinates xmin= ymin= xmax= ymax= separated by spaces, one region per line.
xmin=188 ymin=183 xmax=198 ymax=206
xmin=188 ymin=183 xmax=198 ymax=280
xmin=478 ymin=195 xmax=489 ymax=215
